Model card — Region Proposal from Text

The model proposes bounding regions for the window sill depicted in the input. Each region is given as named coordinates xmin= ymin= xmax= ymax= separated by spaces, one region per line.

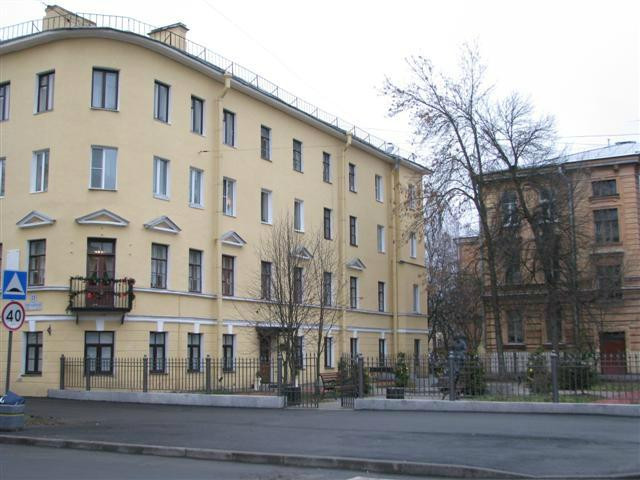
xmin=89 ymin=188 xmax=117 ymax=192
xmin=30 ymin=191 xmax=47 ymax=195
xmin=323 ymin=180 xmax=332 ymax=185
xmin=189 ymin=203 xmax=204 ymax=209
xmin=349 ymin=189 xmax=357 ymax=194
xmin=153 ymin=118 xmax=171 ymax=125
xmin=21 ymin=373 xmax=42 ymax=377
xmin=261 ymin=221 xmax=273 ymax=226
xmin=590 ymin=194 xmax=619 ymax=201
xmin=295 ymin=229 xmax=305 ymax=234
xmin=90 ymin=107 xmax=119 ymax=113
xmin=223 ymin=213 xmax=237 ymax=218
xmin=261 ymin=157 xmax=272 ymax=162
xmin=376 ymin=199 xmax=384 ymax=203
xmin=190 ymin=131 xmax=205 ymax=137
xmin=33 ymin=110 xmax=53 ymax=115
xmin=150 ymin=286 xmax=168 ymax=291
xmin=293 ymin=170 xmax=304 ymax=174
xmin=153 ymin=194 xmax=170 ymax=201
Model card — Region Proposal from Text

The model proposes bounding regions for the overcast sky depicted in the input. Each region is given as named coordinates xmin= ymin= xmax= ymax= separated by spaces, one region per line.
xmin=2 ymin=0 xmax=639 ymax=159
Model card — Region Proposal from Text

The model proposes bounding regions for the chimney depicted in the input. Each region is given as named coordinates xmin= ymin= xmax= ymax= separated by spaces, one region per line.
xmin=148 ymin=23 xmax=189 ymax=51
xmin=43 ymin=5 xmax=96 ymax=30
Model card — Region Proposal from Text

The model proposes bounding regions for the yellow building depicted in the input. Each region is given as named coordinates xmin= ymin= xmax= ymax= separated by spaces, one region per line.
xmin=0 ymin=6 xmax=428 ymax=396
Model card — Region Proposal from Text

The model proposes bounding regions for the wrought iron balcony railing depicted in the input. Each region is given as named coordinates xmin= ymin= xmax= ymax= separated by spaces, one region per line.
xmin=68 ymin=276 xmax=135 ymax=320
xmin=0 ymin=12 xmax=420 ymax=165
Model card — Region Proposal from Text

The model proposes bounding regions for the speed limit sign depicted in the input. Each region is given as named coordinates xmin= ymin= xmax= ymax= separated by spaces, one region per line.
xmin=2 ymin=301 xmax=26 ymax=331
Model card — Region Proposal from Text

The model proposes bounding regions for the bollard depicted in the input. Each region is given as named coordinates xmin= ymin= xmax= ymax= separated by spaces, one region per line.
xmin=357 ymin=355 xmax=365 ymax=398
xmin=142 ymin=355 xmax=149 ymax=393
xmin=85 ymin=360 xmax=91 ymax=391
xmin=205 ymin=355 xmax=212 ymax=393
xmin=59 ymin=355 xmax=65 ymax=390
xmin=448 ymin=351 xmax=455 ymax=401
xmin=551 ymin=351 xmax=559 ymax=403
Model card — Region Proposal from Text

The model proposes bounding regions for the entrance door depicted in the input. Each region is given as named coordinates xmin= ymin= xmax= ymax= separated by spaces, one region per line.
xmin=600 ymin=332 xmax=626 ymax=374
xmin=259 ymin=335 xmax=271 ymax=383
xmin=86 ymin=239 xmax=116 ymax=308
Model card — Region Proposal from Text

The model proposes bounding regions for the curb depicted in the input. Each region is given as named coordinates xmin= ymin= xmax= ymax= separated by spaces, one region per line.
xmin=0 ymin=434 xmax=531 ymax=479
xmin=354 ymin=399 xmax=640 ymax=417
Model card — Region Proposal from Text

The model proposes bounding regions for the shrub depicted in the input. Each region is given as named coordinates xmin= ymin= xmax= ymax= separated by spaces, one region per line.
xmin=460 ymin=354 xmax=487 ymax=395
xmin=526 ymin=348 xmax=551 ymax=394
xmin=394 ymin=353 xmax=410 ymax=388
xmin=559 ymin=353 xmax=598 ymax=390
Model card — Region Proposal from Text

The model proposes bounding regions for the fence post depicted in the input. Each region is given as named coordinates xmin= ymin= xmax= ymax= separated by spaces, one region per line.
xmin=277 ymin=352 xmax=283 ymax=396
xmin=142 ymin=355 xmax=148 ymax=393
xmin=205 ymin=355 xmax=212 ymax=393
xmin=85 ymin=359 xmax=91 ymax=391
xmin=59 ymin=355 xmax=65 ymax=390
xmin=550 ymin=351 xmax=559 ymax=403
xmin=513 ymin=351 xmax=518 ymax=375
xmin=448 ymin=351 xmax=455 ymax=401
xmin=357 ymin=355 xmax=364 ymax=398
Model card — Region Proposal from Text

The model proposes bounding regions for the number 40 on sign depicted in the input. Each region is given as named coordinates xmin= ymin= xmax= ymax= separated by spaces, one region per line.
xmin=2 ymin=301 xmax=26 ymax=331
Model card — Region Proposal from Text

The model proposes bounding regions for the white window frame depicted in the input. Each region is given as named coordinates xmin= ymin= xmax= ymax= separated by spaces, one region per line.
xmin=294 ymin=199 xmax=304 ymax=232
xmin=91 ymin=68 xmax=119 ymax=110
xmin=153 ymin=80 xmax=171 ymax=123
xmin=348 ymin=163 xmax=357 ymax=192
xmin=0 ymin=82 xmax=10 ymax=121
xmin=35 ymin=71 xmax=54 ymax=113
xmin=190 ymin=95 xmax=204 ymax=135
xmin=260 ymin=188 xmax=273 ymax=224
xmin=189 ymin=167 xmax=204 ymax=208
xmin=153 ymin=156 xmax=170 ymax=200
xmin=412 ymin=284 xmax=420 ymax=313
xmin=223 ymin=109 xmax=236 ymax=147
xmin=293 ymin=139 xmax=303 ymax=172
xmin=31 ymin=150 xmax=49 ymax=193
xmin=0 ymin=157 xmax=5 ymax=197
xmin=260 ymin=125 xmax=271 ymax=160
xmin=377 ymin=225 xmax=386 ymax=253
xmin=350 ymin=276 xmax=359 ymax=309
xmin=409 ymin=232 xmax=417 ymax=258
xmin=378 ymin=281 xmax=386 ymax=312
xmin=222 ymin=177 xmax=236 ymax=216
xmin=375 ymin=174 xmax=384 ymax=202
xmin=90 ymin=146 xmax=117 ymax=190
xmin=349 ymin=216 xmax=358 ymax=246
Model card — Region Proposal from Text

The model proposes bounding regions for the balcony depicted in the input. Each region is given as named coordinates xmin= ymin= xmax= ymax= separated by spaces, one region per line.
xmin=68 ymin=276 xmax=135 ymax=322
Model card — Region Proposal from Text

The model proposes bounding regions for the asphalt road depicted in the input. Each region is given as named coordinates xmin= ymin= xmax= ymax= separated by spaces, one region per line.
xmin=6 ymin=398 xmax=640 ymax=477
xmin=0 ymin=444 xmax=437 ymax=480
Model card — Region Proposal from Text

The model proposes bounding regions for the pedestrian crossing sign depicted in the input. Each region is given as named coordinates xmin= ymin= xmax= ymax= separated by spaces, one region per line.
xmin=2 ymin=270 xmax=28 ymax=301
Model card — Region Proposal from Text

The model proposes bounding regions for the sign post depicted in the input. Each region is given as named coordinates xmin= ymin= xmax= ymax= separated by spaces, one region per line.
xmin=2 ymin=270 xmax=28 ymax=394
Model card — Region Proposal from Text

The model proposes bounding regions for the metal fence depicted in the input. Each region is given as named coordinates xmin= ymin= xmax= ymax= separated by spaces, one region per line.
xmin=360 ymin=352 xmax=640 ymax=403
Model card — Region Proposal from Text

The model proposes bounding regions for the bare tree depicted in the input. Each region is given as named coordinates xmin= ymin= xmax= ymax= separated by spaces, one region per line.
xmin=248 ymin=215 xmax=342 ymax=385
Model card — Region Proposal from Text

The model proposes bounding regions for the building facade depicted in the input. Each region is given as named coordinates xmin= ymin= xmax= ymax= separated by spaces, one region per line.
xmin=457 ymin=142 xmax=640 ymax=356
xmin=0 ymin=6 xmax=428 ymax=396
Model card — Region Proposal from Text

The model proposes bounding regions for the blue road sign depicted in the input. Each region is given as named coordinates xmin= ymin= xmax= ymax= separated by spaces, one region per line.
xmin=2 ymin=270 xmax=28 ymax=301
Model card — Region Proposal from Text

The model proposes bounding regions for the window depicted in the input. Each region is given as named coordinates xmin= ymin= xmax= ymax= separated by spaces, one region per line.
xmin=188 ymin=249 xmax=202 ymax=293
xmin=222 ymin=255 xmax=234 ymax=296
xmin=31 ymin=150 xmax=49 ymax=193
xmin=546 ymin=307 xmax=563 ymax=343
xmin=324 ymin=337 xmax=333 ymax=368
xmin=409 ymin=232 xmax=417 ymax=258
xmin=501 ymin=191 xmax=518 ymax=226
xmin=36 ymin=71 xmax=54 ymax=113
xmin=594 ymin=209 xmax=619 ymax=243
xmin=260 ymin=189 xmax=272 ymax=224
xmin=293 ymin=139 xmax=303 ymax=172
xmin=375 ymin=174 xmax=383 ymax=202
xmin=592 ymin=179 xmax=617 ymax=197
xmin=322 ymin=271 xmax=332 ymax=307
xmin=294 ymin=199 xmax=304 ymax=232
xmin=293 ymin=267 xmax=303 ymax=304
xmin=323 ymin=208 xmax=332 ymax=240
xmin=91 ymin=69 xmax=118 ymax=110
xmin=149 ymin=332 xmax=166 ymax=373
xmin=25 ymin=332 xmax=43 ymax=374
xmin=260 ymin=125 xmax=271 ymax=160
xmin=153 ymin=81 xmax=169 ymax=122
xmin=414 ymin=339 xmax=421 ymax=359
xmin=504 ymin=241 xmax=521 ymax=284
xmin=350 ymin=337 xmax=358 ymax=358
xmin=412 ymin=284 xmax=420 ymax=313
xmin=377 ymin=225 xmax=385 ymax=253
xmin=507 ymin=311 xmax=524 ymax=343
xmin=348 ymin=163 xmax=357 ymax=192
xmin=28 ymin=240 xmax=46 ymax=286
xmin=187 ymin=333 xmax=201 ymax=372
xmin=407 ymin=184 xmax=416 ymax=208
xmin=0 ymin=157 xmax=5 ymax=197
xmin=349 ymin=276 xmax=358 ymax=309
xmin=322 ymin=152 xmax=331 ymax=183
xmin=189 ymin=168 xmax=203 ymax=207
xmin=153 ymin=157 xmax=170 ymax=199
xmin=597 ymin=264 xmax=622 ymax=300
xmin=222 ymin=178 xmax=236 ymax=216
xmin=261 ymin=261 xmax=272 ymax=300
xmin=85 ymin=331 xmax=114 ymax=374
xmin=539 ymin=188 xmax=556 ymax=222
xmin=378 ymin=281 xmax=385 ymax=312
xmin=191 ymin=96 xmax=204 ymax=134
xmin=223 ymin=334 xmax=234 ymax=371
xmin=378 ymin=339 xmax=386 ymax=366
xmin=223 ymin=109 xmax=235 ymax=146
xmin=90 ymin=147 xmax=117 ymax=190
xmin=151 ymin=243 xmax=168 ymax=289
xmin=0 ymin=82 xmax=9 ymax=121
xmin=349 ymin=216 xmax=358 ymax=246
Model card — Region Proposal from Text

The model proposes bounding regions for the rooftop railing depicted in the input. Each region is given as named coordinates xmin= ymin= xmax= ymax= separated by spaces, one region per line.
xmin=0 ymin=12 xmax=420 ymax=165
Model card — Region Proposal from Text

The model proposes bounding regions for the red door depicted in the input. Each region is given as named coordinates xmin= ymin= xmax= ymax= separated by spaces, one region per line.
xmin=600 ymin=332 xmax=626 ymax=375
xmin=86 ymin=239 xmax=115 ymax=308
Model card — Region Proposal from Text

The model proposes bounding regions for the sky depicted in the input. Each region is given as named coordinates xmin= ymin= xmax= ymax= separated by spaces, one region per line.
xmin=1 ymin=0 xmax=639 ymax=161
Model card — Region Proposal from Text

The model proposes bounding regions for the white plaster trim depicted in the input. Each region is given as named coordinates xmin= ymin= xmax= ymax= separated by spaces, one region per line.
xmin=28 ymin=320 xmax=36 ymax=332
xmin=26 ymin=314 xmax=74 ymax=321
xmin=193 ymin=323 xmax=200 ymax=334
xmin=76 ymin=208 xmax=129 ymax=227
xmin=16 ymin=210 xmax=56 ymax=228
xmin=133 ymin=287 xmax=216 ymax=299
xmin=144 ymin=215 xmax=181 ymax=234
xmin=345 ymin=326 xmax=391 ymax=334
xmin=156 ymin=320 xmax=164 ymax=332
xmin=397 ymin=328 xmax=429 ymax=334
xmin=220 ymin=230 xmax=247 ymax=247
xmin=126 ymin=315 xmax=216 ymax=325
xmin=95 ymin=319 xmax=105 ymax=331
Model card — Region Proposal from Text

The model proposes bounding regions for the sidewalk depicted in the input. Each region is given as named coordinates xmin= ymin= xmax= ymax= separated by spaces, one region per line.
xmin=1 ymin=398 xmax=638 ymax=478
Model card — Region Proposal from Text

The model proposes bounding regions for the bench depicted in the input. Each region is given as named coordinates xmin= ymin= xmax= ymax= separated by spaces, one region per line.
xmin=320 ymin=371 xmax=339 ymax=392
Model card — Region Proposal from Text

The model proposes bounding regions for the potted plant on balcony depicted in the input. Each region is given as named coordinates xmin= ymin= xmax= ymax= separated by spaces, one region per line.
xmin=387 ymin=353 xmax=409 ymax=399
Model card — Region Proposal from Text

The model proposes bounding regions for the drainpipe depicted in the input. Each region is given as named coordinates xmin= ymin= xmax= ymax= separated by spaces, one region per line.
xmin=391 ymin=159 xmax=401 ymax=355
xmin=214 ymin=72 xmax=232 ymax=357
xmin=339 ymin=133 xmax=352 ymax=357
